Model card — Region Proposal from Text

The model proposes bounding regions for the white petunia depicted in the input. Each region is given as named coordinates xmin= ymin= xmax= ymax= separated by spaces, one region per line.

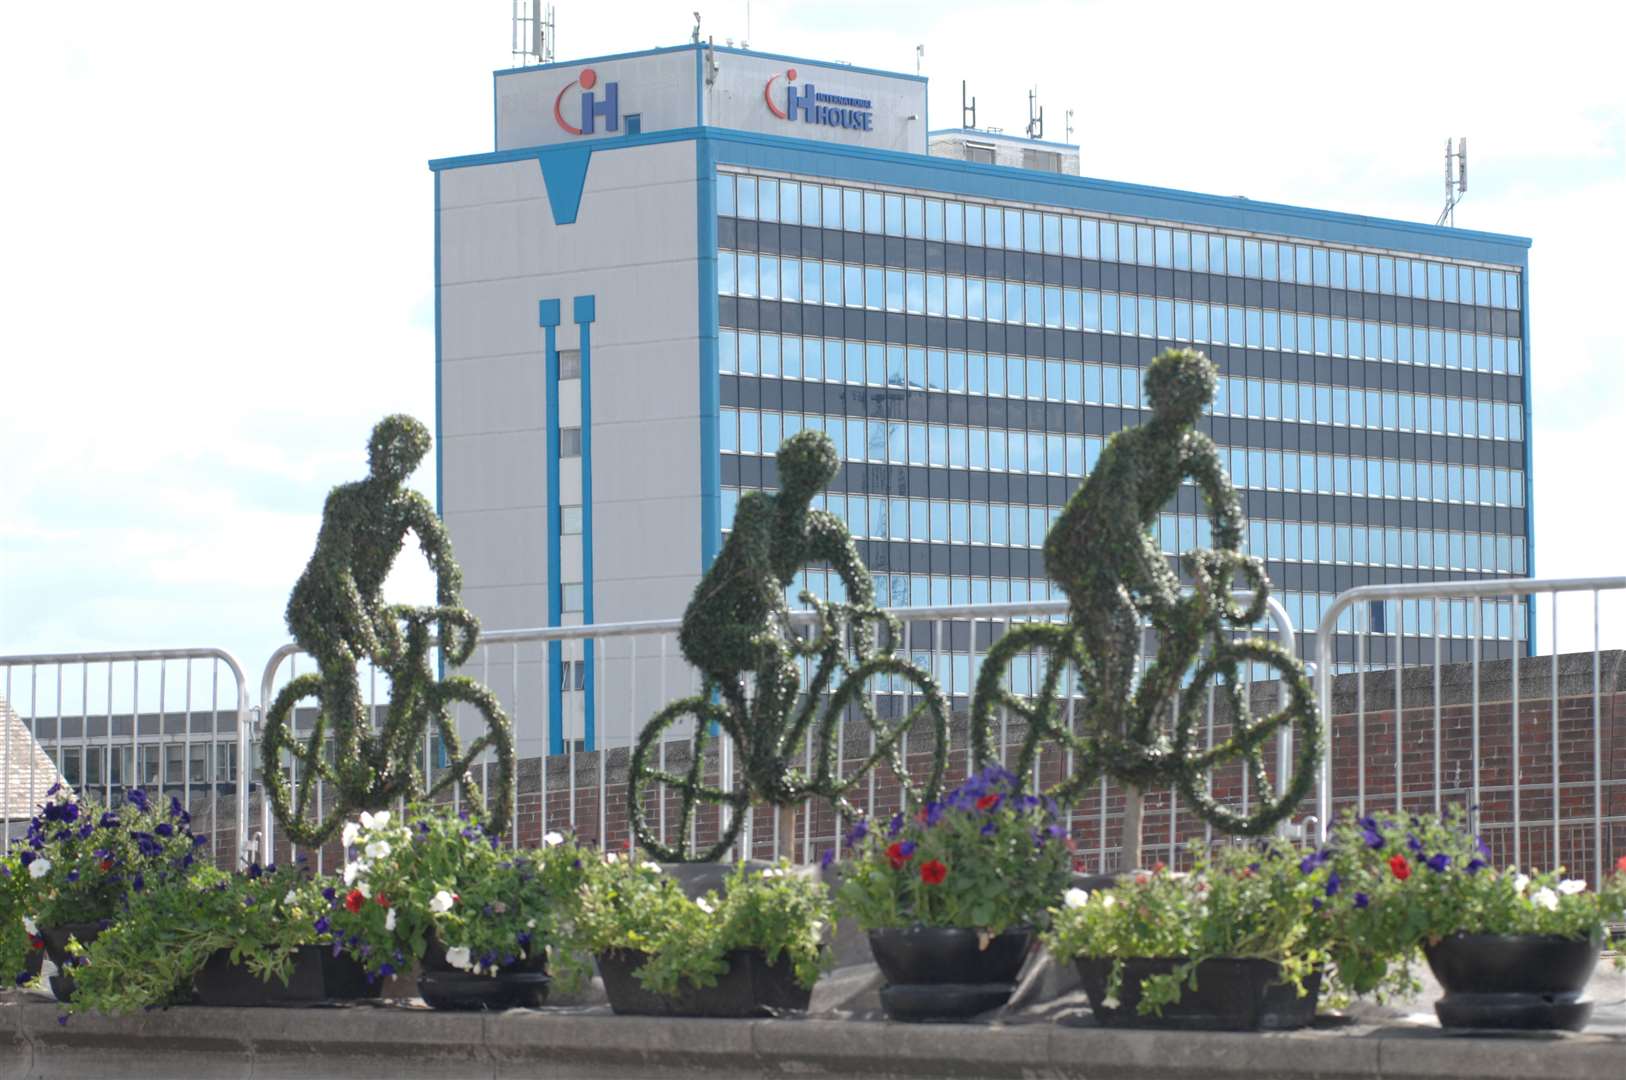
xmin=445 ymin=946 xmax=472 ymax=971
xmin=1529 ymin=886 xmax=1559 ymax=912
xmin=343 ymin=860 xmax=369 ymax=886
xmin=1557 ymin=879 xmax=1586 ymax=895
xmin=384 ymin=908 xmax=397 ymax=932
xmin=1512 ymin=872 xmax=1531 ymax=895
xmin=643 ymin=862 xmax=663 ymax=873
xmin=429 ymin=890 xmax=457 ymax=914
xmin=760 ymin=867 xmax=784 ymax=878
xmin=284 ymin=890 xmax=299 ymax=906
xmin=695 ymin=897 xmax=715 ymax=914
xmin=356 ymin=881 xmax=371 ymax=899
xmin=342 ymin=822 xmax=361 ymax=849
xmin=22 ymin=916 xmax=37 ymax=936
xmin=605 ymin=852 xmax=619 ymax=864
xmin=364 ymin=840 xmax=392 ymax=861
xmin=543 ymin=831 xmax=564 ymax=847
xmin=1063 ymin=887 xmax=1090 ymax=909
xmin=28 ymin=858 xmax=51 ymax=880
xmin=526 ymin=918 xmax=536 ymax=929
xmin=1101 ymin=893 xmax=1116 ymax=909
xmin=360 ymin=809 xmax=390 ymax=831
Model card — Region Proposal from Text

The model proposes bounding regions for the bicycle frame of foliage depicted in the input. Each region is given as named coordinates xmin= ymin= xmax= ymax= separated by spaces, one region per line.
xmin=836 ymin=765 xmax=1072 ymax=936
xmin=259 ymin=415 xmax=514 ymax=847
xmin=321 ymin=804 xmax=595 ymax=989
xmin=1318 ymin=807 xmax=1626 ymax=998
xmin=628 ymin=429 xmax=948 ymax=862
xmin=1045 ymin=841 xmax=1329 ymax=1016
xmin=576 ymin=855 xmax=830 ymax=996
xmin=63 ymin=863 xmax=328 ymax=1016
xmin=969 ymin=349 xmax=1319 ymax=838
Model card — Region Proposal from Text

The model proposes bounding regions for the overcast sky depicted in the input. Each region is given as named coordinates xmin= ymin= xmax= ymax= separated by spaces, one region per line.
xmin=2 ymin=0 xmax=1621 ymax=681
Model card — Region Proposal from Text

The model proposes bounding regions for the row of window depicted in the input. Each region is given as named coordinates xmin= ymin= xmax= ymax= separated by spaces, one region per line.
xmin=721 ymin=334 xmax=1524 ymax=442
xmin=720 ymin=486 xmax=1525 ymax=575
xmin=716 ymin=174 xmax=1523 ymax=307
xmin=720 ymin=409 xmax=1527 ymax=508
xmin=53 ymin=742 xmax=240 ymax=789
xmin=719 ymin=253 xmax=1522 ymax=375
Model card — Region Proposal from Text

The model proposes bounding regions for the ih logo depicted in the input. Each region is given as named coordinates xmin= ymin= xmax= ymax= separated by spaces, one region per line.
xmin=763 ymin=67 xmax=874 ymax=133
xmin=553 ymin=67 xmax=619 ymax=135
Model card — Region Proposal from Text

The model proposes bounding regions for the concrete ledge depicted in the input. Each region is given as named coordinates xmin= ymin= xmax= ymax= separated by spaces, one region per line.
xmin=3 ymin=999 xmax=1622 ymax=1080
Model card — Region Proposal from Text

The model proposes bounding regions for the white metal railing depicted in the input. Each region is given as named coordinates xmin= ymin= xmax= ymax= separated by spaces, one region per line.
xmin=1314 ymin=576 xmax=1626 ymax=887
xmin=0 ymin=648 xmax=255 ymax=868
xmin=255 ymin=593 xmax=1298 ymax=871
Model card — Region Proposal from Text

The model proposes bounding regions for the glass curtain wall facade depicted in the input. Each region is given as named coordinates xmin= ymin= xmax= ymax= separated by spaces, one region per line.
xmin=713 ymin=170 xmax=1530 ymax=676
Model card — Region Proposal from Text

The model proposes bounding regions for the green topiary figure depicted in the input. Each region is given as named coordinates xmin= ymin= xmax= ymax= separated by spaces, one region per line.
xmin=630 ymin=430 xmax=947 ymax=862
xmin=971 ymin=349 xmax=1318 ymax=866
xmin=261 ymin=415 xmax=514 ymax=848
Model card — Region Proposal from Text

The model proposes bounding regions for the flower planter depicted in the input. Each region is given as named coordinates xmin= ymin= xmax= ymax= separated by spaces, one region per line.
xmin=1423 ymin=933 xmax=1600 ymax=1032
xmin=40 ymin=921 xmax=104 ymax=1003
xmin=191 ymin=945 xmax=378 ymax=1006
xmin=596 ymin=947 xmax=811 ymax=1017
xmin=868 ymin=927 xmax=1032 ymax=1022
xmin=418 ymin=935 xmax=548 ymax=1011
xmin=1074 ymin=956 xmax=1308 ymax=1031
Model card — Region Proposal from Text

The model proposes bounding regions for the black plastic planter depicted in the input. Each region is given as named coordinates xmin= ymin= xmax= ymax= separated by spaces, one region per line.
xmin=417 ymin=935 xmax=549 ymax=1011
xmin=40 ymin=921 xmax=103 ymax=1003
xmin=192 ymin=945 xmax=378 ymax=1006
xmin=596 ymin=947 xmax=811 ymax=1017
xmin=1423 ymin=933 xmax=1600 ymax=1032
xmin=867 ymin=927 xmax=1032 ymax=1022
xmin=1075 ymin=956 xmax=1311 ymax=1031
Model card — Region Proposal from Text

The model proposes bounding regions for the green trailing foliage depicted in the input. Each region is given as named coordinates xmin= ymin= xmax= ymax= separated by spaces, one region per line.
xmin=260 ymin=415 xmax=514 ymax=846
xmin=629 ymin=429 xmax=948 ymax=861
xmin=971 ymin=349 xmax=1319 ymax=836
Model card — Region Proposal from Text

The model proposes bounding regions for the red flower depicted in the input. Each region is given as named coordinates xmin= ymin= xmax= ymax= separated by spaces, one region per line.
xmin=344 ymin=888 xmax=366 ymax=913
xmin=1617 ymin=854 xmax=1626 ymax=874
xmin=28 ymin=936 xmax=44 ymax=950
xmin=920 ymin=859 xmax=947 ymax=886
xmin=1388 ymin=854 xmax=1411 ymax=881
xmin=975 ymin=794 xmax=1000 ymax=812
xmin=886 ymin=841 xmax=914 ymax=870
xmin=98 ymin=859 xmax=113 ymax=872
xmin=1152 ymin=862 xmax=1166 ymax=873
xmin=375 ymin=893 xmax=391 ymax=909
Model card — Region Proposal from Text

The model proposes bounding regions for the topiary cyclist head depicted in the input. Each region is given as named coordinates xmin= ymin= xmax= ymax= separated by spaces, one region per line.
xmin=776 ymin=428 xmax=841 ymax=501
xmin=368 ymin=414 xmax=432 ymax=485
xmin=1144 ymin=348 xmax=1217 ymax=429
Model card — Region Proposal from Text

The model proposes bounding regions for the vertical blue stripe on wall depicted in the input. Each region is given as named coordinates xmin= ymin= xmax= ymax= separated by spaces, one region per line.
xmin=1520 ymin=270 xmax=1536 ymax=654
xmin=539 ymin=299 xmax=564 ymax=755
xmin=696 ymin=134 xmax=721 ymax=570
xmin=573 ymin=295 xmax=598 ymax=750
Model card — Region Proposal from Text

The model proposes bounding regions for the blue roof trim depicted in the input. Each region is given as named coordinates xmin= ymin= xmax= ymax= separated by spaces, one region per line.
xmin=928 ymin=127 xmax=1079 ymax=152
xmin=496 ymin=42 xmax=928 ymax=85
xmin=430 ymin=126 xmax=1530 ymax=263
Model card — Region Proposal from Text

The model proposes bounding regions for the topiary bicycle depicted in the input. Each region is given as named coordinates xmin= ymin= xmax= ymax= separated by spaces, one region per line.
xmin=260 ymin=603 xmax=515 ymax=848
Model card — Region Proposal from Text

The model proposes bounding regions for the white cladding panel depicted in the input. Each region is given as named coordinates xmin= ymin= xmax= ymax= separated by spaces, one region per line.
xmin=704 ymin=53 xmax=926 ymax=154
xmin=495 ymin=50 xmax=698 ymax=151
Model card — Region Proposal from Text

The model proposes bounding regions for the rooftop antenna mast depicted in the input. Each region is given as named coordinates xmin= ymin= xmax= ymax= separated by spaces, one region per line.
xmin=1436 ymin=137 xmax=1467 ymax=227
xmin=915 ymin=44 xmax=924 ymax=74
xmin=1065 ymin=108 xmax=1074 ymax=143
xmin=692 ymin=11 xmax=702 ymax=44
xmin=961 ymin=80 xmax=977 ymax=130
xmin=512 ymin=0 xmax=555 ymax=67
xmin=1026 ymin=86 xmax=1044 ymax=140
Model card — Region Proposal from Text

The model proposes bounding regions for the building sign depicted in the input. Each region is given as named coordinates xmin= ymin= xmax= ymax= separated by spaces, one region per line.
xmin=553 ymin=68 xmax=620 ymax=135
xmin=763 ymin=68 xmax=874 ymax=132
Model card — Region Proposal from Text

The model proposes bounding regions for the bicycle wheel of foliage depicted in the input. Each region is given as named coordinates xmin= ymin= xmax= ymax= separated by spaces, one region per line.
xmin=812 ymin=651 xmax=950 ymax=817
xmin=260 ymin=674 xmax=347 ymax=847
xmin=1171 ymin=635 xmax=1320 ymax=836
xmin=628 ymin=694 xmax=751 ymax=863
xmin=426 ymin=677 xmax=516 ymax=838
xmin=969 ymin=623 xmax=1103 ymax=802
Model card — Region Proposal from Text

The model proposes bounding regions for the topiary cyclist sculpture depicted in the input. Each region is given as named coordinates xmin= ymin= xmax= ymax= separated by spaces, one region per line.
xmin=970 ymin=349 xmax=1318 ymax=861
xmin=629 ymin=429 xmax=948 ymax=862
xmin=261 ymin=414 xmax=514 ymax=847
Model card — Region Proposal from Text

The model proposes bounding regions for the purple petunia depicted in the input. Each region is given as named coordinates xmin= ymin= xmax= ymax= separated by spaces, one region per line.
xmin=1466 ymin=858 xmax=1487 ymax=874
xmin=845 ymin=818 xmax=869 ymax=848
xmin=897 ymin=840 xmax=917 ymax=858
xmin=1299 ymin=850 xmax=1331 ymax=875
xmin=1426 ymin=853 xmax=1451 ymax=873
xmin=886 ymin=813 xmax=904 ymax=838
xmin=1353 ymin=892 xmax=1370 ymax=909
xmin=154 ymin=823 xmax=174 ymax=838
xmin=125 ymin=789 xmax=150 ymax=812
xmin=1325 ymin=872 xmax=1342 ymax=897
xmin=980 ymin=821 xmax=996 ymax=836
xmin=819 ymin=849 xmax=835 ymax=870
xmin=313 ymin=916 xmax=331 ymax=934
